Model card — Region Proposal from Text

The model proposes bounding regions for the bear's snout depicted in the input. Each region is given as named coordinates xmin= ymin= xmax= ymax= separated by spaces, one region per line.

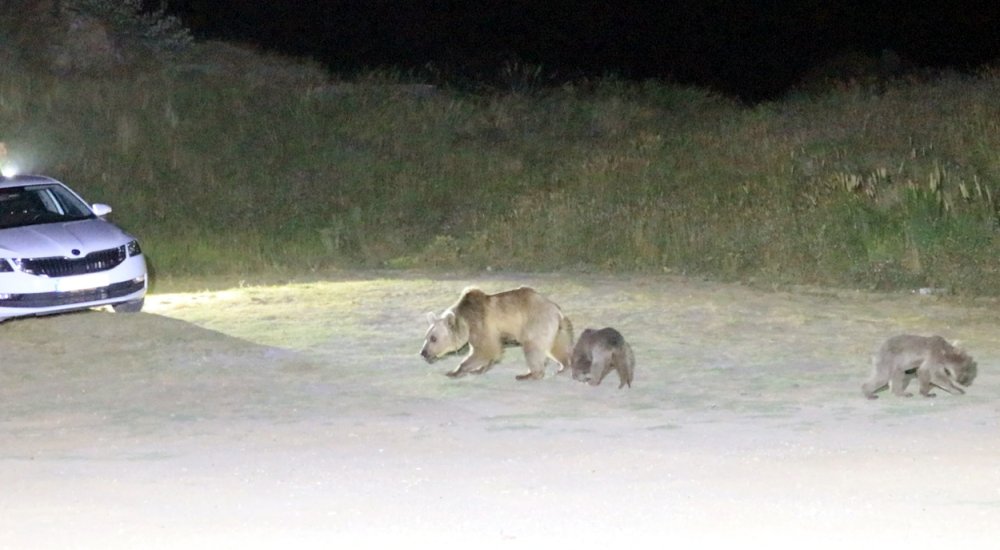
xmin=420 ymin=347 xmax=437 ymax=363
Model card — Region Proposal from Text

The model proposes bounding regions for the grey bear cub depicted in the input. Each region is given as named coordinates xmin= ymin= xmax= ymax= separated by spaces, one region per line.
xmin=570 ymin=327 xmax=635 ymax=389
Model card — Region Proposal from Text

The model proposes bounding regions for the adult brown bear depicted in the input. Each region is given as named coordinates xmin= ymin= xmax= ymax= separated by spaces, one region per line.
xmin=420 ymin=286 xmax=574 ymax=380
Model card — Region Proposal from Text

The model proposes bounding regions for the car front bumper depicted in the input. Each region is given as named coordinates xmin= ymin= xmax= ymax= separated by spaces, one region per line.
xmin=0 ymin=254 xmax=147 ymax=320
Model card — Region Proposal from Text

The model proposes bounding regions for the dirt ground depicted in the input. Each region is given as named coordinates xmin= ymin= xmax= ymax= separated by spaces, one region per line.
xmin=1 ymin=271 xmax=999 ymax=549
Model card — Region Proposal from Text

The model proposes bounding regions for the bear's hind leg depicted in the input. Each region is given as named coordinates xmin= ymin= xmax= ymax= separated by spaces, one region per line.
xmin=549 ymin=322 xmax=573 ymax=374
xmin=889 ymin=366 xmax=913 ymax=397
xmin=516 ymin=344 xmax=548 ymax=380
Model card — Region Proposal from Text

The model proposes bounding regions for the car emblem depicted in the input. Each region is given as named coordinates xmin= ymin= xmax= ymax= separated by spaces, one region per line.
xmin=71 ymin=249 xmax=81 ymax=256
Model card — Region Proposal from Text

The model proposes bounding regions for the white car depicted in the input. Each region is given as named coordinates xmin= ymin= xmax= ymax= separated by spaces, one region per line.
xmin=0 ymin=174 xmax=147 ymax=321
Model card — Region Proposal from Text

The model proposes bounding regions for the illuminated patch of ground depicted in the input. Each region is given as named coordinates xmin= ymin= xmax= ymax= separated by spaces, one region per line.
xmin=2 ymin=272 xmax=998 ymax=546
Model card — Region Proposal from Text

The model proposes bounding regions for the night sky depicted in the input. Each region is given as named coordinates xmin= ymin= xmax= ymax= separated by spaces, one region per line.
xmin=165 ymin=1 xmax=1000 ymax=101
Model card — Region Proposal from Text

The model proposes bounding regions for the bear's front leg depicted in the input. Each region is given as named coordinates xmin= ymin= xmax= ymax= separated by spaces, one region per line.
xmin=590 ymin=361 xmax=615 ymax=386
xmin=922 ymin=367 xmax=965 ymax=396
xmin=447 ymin=352 xmax=494 ymax=378
xmin=571 ymin=358 xmax=592 ymax=382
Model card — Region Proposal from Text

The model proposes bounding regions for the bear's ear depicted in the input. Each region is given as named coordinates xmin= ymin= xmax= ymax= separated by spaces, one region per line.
xmin=426 ymin=312 xmax=438 ymax=324
xmin=443 ymin=310 xmax=457 ymax=329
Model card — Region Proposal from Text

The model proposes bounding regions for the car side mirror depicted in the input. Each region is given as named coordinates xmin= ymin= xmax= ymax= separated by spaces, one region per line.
xmin=91 ymin=203 xmax=113 ymax=217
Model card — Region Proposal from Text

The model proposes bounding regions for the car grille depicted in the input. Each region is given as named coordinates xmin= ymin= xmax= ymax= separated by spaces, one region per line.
xmin=17 ymin=246 xmax=127 ymax=276
xmin=0 ymin=278 xmax=144 ymax=308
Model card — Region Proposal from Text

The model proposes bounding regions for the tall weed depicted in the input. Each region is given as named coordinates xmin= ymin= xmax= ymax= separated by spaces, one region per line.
xmin=1 ymin=43 xmax=999 ymax=294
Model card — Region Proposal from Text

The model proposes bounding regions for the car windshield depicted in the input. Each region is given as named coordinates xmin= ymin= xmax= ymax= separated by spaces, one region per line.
xmin=0 ymin=184 xmax=95 ymax=230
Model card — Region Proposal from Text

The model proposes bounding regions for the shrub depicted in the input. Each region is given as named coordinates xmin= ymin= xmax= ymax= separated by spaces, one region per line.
xmin=69 ymin=0 xmax=192 ymax=53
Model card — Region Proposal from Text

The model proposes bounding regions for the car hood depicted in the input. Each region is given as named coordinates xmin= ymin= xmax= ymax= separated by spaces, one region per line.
xmin=0 ymin=218 xmax=135 ymax=258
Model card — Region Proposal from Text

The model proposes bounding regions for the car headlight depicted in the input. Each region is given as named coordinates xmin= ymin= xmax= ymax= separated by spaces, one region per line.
xmin=126 ymin=240 xmax=142 ymax=257
xmin=0 ymin=259 xmax=12 ymax=272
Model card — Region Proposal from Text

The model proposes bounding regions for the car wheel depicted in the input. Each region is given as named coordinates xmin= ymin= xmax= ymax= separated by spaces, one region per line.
xmin=112 ymin=298 xmax=144 ymax=313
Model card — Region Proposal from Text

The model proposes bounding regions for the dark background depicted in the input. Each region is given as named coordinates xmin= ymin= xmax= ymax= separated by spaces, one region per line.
xmin=164 ymin=1 xmax=1000 ymax=101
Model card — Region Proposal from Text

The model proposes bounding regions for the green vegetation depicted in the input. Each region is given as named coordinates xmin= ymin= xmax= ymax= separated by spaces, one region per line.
xmin=70 ymin=0 xmax=192 ymax=53
xmin=1 ymin=22 xmax=999 ymax=293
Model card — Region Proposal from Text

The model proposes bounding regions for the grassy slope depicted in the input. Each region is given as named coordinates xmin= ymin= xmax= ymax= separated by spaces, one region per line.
xmin=0 ymin=41 xmax=998 ymax=293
